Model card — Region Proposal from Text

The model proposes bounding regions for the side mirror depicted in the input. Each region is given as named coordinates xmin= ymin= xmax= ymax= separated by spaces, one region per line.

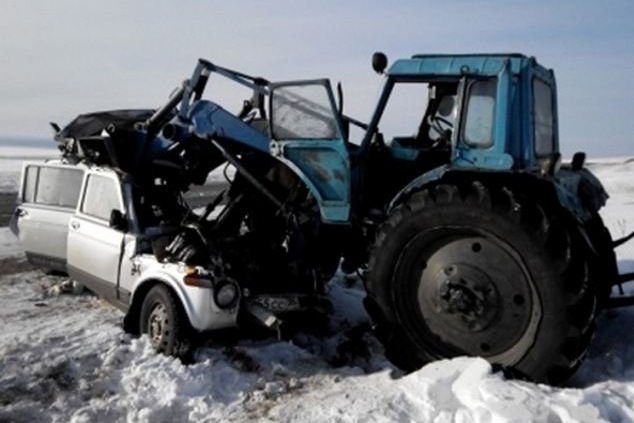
xmin=372 ymin=52 xmax=388 ymax=74
xmin=109 ymin=209 xmax=128 ymax=232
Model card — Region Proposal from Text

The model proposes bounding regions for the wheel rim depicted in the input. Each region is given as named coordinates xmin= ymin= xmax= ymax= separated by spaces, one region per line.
xmin=148 ymin=302 xmax=169 ymax=348
xmin=397 ymin=229 xmax=542 ymax=366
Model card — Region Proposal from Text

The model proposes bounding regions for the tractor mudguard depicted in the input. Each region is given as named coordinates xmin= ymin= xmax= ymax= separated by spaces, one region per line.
xmin=388 ymin=164 xmax=609 ymax=226
xmin=386 ymin=165 xmax=449 ymax=212
xmin=555 ymin=166 xmax=609 ymax=220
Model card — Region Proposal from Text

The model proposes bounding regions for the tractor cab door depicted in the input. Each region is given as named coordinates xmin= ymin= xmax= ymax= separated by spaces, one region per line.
xmin=268 ymin=80 xmax=350 ymax=223
xmin=452 ymin=61 xmax=515 ymax=170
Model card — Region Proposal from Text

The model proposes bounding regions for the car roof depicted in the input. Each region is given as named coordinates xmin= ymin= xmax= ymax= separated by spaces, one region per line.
xmin=28 ymin=159 xmax=117 ymax=175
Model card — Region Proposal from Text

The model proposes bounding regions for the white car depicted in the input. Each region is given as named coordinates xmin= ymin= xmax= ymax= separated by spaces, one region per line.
xmin=10 ymin=161 xmax=240 ymax=357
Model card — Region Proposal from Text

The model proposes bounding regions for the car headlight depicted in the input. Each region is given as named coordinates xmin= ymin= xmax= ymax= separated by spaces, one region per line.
xmin=214 ymin=280 xmax=239 ymax=309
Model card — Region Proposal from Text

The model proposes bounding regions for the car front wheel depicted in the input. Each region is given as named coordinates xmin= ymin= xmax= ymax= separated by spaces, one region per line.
xmin=139 ymin=284 xmax=192 ymax=360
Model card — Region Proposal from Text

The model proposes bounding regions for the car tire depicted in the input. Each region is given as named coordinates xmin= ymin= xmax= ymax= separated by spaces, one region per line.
xmin=139 ymin=284 xmax=193 ymax=360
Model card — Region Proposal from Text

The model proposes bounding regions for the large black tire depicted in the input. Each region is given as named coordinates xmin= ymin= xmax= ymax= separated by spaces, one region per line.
xmin=365 ymin=181 xmax=596 ymax=384
xmin=140 ymin=285 xmax=193 ymax=360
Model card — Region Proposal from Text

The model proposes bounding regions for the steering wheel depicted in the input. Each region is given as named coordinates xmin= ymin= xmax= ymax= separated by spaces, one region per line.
xmin=424 ymin=115 xmax=454 ymax=149
xmin=429 ymin=115 xmax=454 ymax=137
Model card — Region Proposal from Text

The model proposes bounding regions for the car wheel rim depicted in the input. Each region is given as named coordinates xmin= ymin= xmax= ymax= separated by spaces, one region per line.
xmin=148 ymin=303 xmax=169 ymax=348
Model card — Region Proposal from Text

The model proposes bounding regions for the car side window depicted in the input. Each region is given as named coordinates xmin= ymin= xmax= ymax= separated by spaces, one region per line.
xmin=81 ymin=174 xmax=122 ymax=221
xmin=22 ymin=165 xmax=38 ymax=203
xmin=23 ymin=165 xmax=84 ymax=208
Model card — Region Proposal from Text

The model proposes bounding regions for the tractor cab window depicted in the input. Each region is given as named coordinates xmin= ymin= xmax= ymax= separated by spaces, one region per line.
xmin=462 ymin=79 xmax=497 ymax=148
xmin=533 ymin=79 xmax=554 ymax=156
xmin=270 ymin=83 xmax=339 ymax=140
xmin=378 ymin=82 xmax=457 ymax=148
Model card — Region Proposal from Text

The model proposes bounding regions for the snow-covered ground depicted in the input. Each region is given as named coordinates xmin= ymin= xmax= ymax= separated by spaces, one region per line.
xmin=2 ymin=154 xmax=634 ymax=422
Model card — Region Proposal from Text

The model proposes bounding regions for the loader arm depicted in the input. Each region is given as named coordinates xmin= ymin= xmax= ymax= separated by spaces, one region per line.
xmin=146 ymin=59 xmax=351 ymax=223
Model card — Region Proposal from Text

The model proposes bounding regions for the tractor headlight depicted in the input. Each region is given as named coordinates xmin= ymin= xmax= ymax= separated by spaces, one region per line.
xmin=214 ymin=280 xmax=239 ymax=309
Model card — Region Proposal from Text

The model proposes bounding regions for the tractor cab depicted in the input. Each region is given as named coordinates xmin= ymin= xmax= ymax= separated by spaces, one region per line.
xmin=356 ymin=53 xmax=561 ymax=210
xmin=364 ymin=53 xmax=559 ymax=170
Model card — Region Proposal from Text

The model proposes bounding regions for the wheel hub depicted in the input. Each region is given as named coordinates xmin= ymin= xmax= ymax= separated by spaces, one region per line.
xmin=416 ymin=236 xmax=534 ymax=358
xmin=148 ymin=303 xmax=168 ymax=348
xmin=436 ymin=264 xmax=499 ymax=332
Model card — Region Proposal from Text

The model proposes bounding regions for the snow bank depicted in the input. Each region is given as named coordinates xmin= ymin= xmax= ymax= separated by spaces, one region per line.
xmin=266 ymin=357 xmax=622 ymax=422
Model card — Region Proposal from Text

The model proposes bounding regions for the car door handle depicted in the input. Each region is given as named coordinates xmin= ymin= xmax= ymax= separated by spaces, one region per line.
xmin=15 ymin=208 xmax=27 ymax=217
xmin=71 ymin=221 xmax=80 ymax=230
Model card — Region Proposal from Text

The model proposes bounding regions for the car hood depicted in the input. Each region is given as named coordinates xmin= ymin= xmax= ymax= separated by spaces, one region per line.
xmin=56 ymin=109 xmax=155 ymax=140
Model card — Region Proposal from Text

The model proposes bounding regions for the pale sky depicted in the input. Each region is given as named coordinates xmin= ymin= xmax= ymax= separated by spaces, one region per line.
xmin=1 ymin=0 xmax=632 ymax=157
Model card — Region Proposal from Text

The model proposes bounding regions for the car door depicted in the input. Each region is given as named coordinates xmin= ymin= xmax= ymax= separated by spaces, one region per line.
xmin=67 ymin=170 xmax=125 ymax=302
xmin=268 ymin=80 xmax=350 ymax=223
xmin=10 ymin=163 xmax=85 ymax=272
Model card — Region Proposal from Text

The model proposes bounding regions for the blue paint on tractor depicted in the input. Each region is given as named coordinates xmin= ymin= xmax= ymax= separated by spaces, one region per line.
xmin=188 ymin=100 xmax=270 ymax=153
xmin=358 ymin=53 xmax=606 ymax=222
xmin=388 ymin=54 xmax=526 ymax=78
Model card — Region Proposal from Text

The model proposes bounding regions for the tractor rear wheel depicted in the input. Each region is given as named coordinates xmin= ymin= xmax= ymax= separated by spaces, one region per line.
xmin=364 ymin=182 xmax=596 ymax=384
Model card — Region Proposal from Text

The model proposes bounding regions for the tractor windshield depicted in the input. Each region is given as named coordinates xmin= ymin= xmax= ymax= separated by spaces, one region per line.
xmin=270 ymin=83 xmax=339 ymax=140
xmin=379 ymin=81 xmax=458 ymax=148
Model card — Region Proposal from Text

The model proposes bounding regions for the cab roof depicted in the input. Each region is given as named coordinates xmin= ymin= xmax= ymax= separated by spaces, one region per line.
xmin=387 ymin=53 xmax=548 ymax=78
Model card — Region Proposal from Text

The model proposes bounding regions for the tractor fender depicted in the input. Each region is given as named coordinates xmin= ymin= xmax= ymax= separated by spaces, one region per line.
xmin=388 ymin=165 xmax=606 ymax=224
xmin=555 ymin=166 xmax=609 ymax=218
xmin=387 ymin=168 xmax=606 ymax=257
xmin=387 ymin=165 xmax=449 ymax=212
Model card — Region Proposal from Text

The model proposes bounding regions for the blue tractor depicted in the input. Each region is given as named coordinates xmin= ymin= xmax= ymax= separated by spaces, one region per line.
xmin=54 ymin=53 xmax=632 ymax=384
